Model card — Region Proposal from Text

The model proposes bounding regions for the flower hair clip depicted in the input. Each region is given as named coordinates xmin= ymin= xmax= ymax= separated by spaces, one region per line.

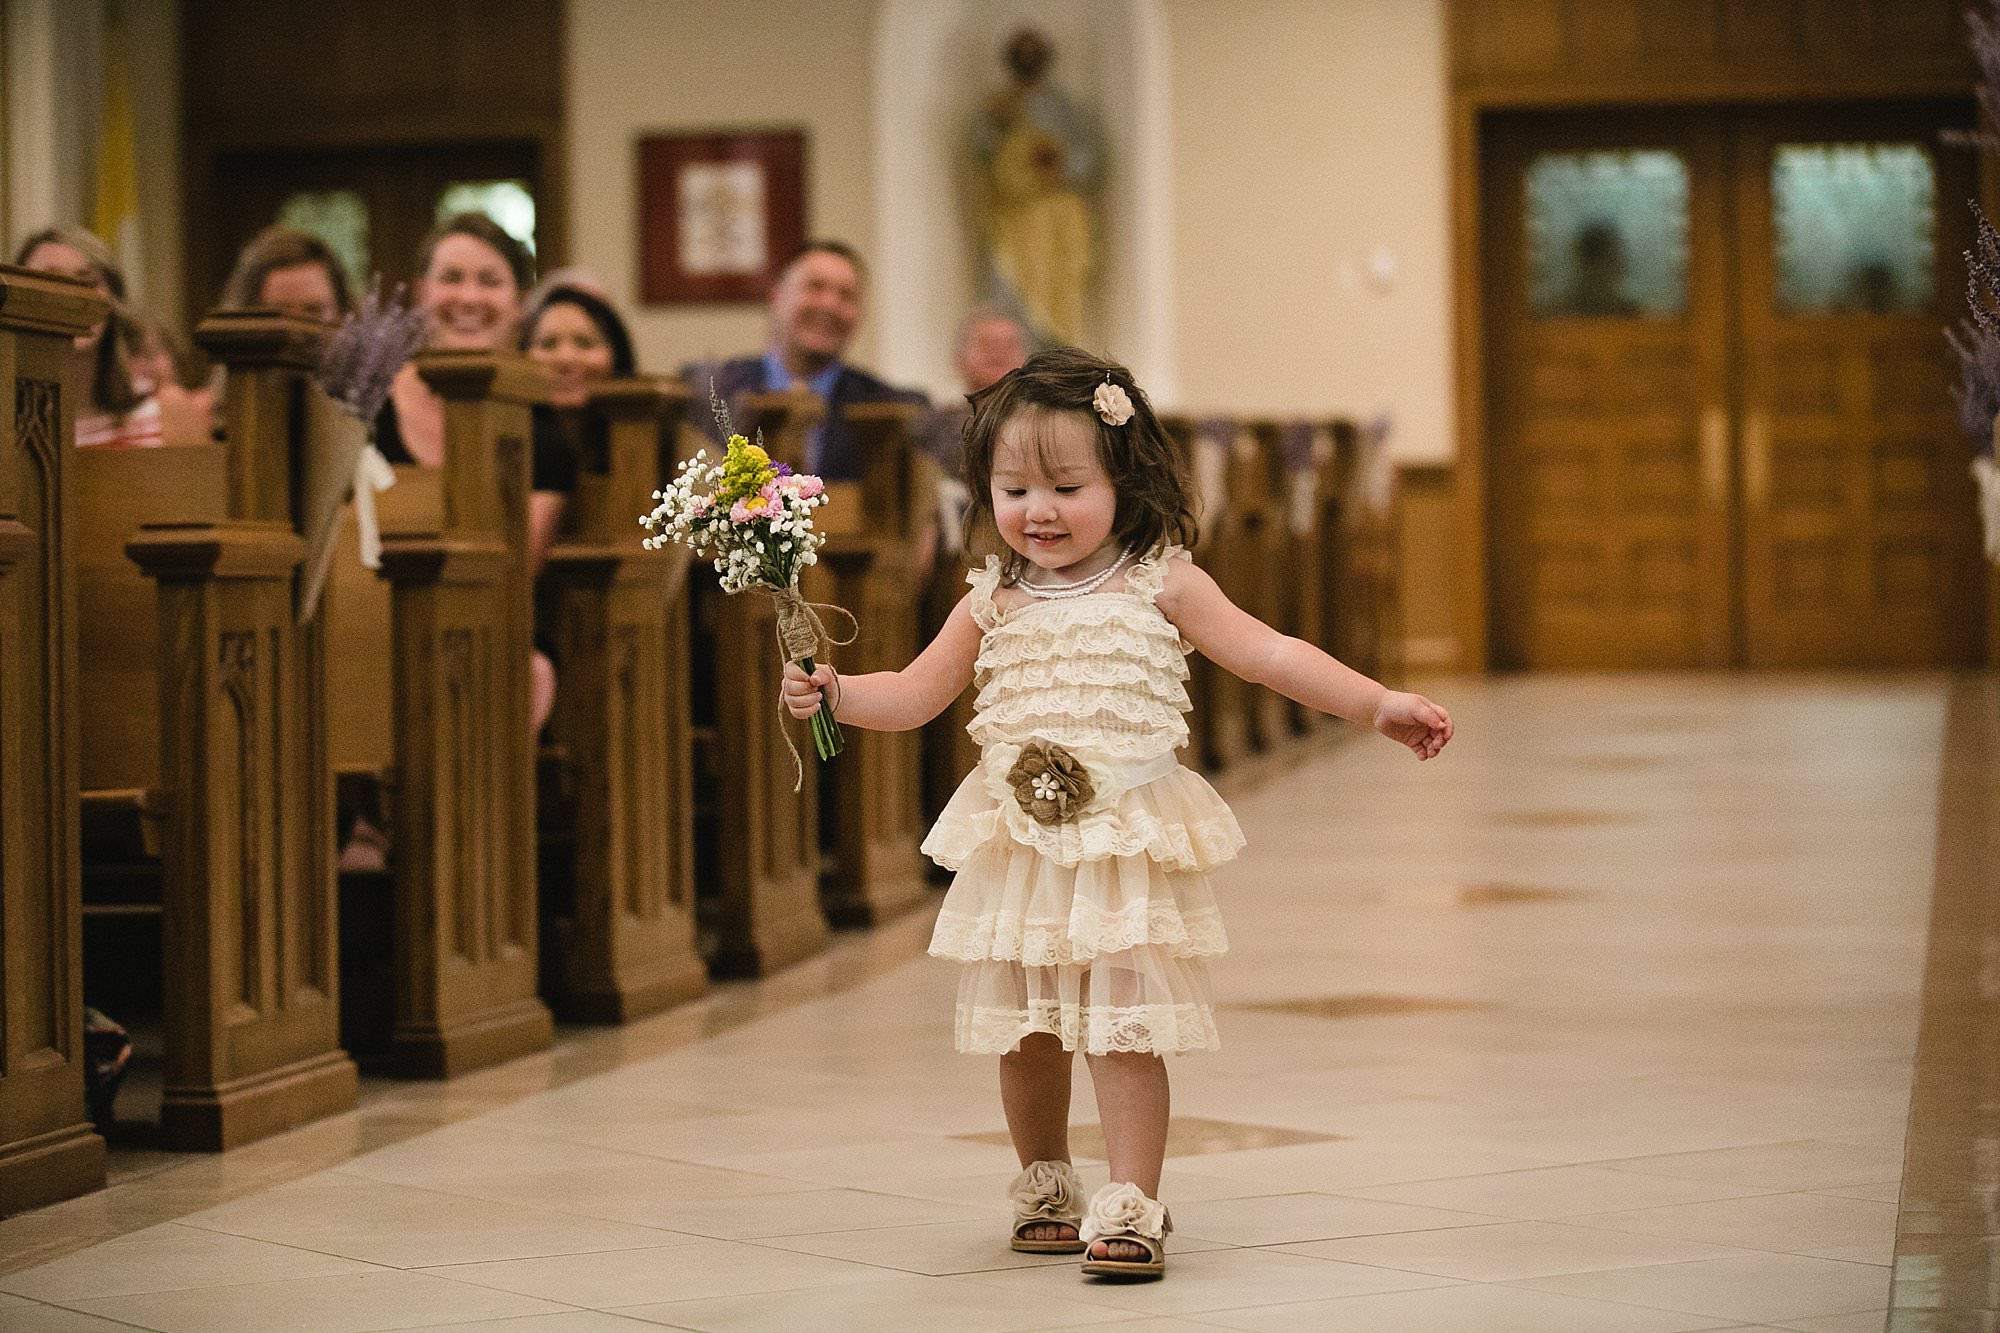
xmin=1093 ymin=376 xmax=1134 ymax=426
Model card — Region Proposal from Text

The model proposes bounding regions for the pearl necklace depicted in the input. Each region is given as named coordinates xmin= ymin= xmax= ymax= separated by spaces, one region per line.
xmin=1017 ymin=545 xmax=1136 ymax=599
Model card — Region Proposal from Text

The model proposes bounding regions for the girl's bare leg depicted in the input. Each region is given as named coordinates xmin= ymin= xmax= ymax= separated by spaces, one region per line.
xmin=1084 ymin=1051 xmax=1170 ymax=1260
xmin=1001 ymin=1033 xmax=1076 ymax=1242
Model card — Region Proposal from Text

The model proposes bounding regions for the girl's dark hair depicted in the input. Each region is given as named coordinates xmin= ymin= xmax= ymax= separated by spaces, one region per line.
xmin=219 ymin=224 xmax=354 ymax=314
xmin=520 ymin=284 xmax=638 ymax=377
xmin=414 ymin=212 xmax=535 ymax=294
xmin=13 ymin=225 xmax=143 ymax=416
xmin=960 ymin=346 xmax=1197 ymax=583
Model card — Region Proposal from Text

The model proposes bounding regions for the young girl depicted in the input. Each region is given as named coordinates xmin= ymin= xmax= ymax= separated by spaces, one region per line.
xmin=782 ymin=348 xmax=1452 ymax=1280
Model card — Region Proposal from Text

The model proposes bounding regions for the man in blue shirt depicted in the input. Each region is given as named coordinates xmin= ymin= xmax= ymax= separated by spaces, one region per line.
xmin=684 ymin=240 xmax=928 ymax=481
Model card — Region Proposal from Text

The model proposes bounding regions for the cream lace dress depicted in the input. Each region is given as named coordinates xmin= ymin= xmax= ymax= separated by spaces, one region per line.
xmin=924 ymin=544 xmax=1244 ymax=1055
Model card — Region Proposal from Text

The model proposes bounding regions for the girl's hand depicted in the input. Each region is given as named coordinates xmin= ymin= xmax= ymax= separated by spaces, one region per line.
xmin=781 ymin=661 xmax=836 ymax=720
xmin=1373 ymin=690 xmax=1453 ymax=760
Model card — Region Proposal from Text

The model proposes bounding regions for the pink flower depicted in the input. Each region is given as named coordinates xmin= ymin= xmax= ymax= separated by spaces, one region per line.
xmin=780 ymin=473 xmax=825 ymax=499
xmin=729 ymin=495 xmax=773 ymax=524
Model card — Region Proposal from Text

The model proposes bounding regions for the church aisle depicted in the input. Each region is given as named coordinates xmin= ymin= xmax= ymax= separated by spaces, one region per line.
xmin=0 ymin=675 xmax=1944 ymax=1332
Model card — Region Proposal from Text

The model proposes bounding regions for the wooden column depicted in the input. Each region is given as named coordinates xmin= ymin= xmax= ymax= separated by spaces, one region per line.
xmin=809 ymin=401 xmax=930 ymax=928
xmin=0 ymin=267 xmax=107 ymax=1212
xmin=376 ymin=352 xmax=553 ymax=1077
xmin=124 ymin=311 xmax=359 ymax=1149
xmin=542 ymin=378 xmax=706 ymax=1021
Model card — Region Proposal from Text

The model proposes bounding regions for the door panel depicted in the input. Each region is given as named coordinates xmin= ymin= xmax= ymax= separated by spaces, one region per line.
xmin=1486 ymin=115 xmax=1734 ymax=669
xmin=1733 ymin=105 xmax=1982 ymax=667
xmin=1486 ymin=100 xmax=1984 ymax=670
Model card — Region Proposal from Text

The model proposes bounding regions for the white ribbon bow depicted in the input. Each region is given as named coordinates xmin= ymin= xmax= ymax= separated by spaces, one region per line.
xmin=352 ymin=444 xmax=396 ymax=569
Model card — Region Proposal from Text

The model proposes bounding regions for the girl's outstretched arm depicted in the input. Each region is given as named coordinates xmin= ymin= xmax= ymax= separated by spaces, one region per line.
xmin=1159 ymin=559 xmax=1453 ymax=760
xmin=780 ymin=592 xmax=982 ymax=732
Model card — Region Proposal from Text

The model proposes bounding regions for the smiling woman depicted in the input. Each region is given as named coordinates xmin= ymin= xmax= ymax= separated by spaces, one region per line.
xmin=371 ymin=212 xmax=578 ymax=734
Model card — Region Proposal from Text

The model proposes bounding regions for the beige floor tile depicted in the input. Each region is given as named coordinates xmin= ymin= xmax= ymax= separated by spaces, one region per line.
xmin=0 ymin=1296 xmax=173 ymax=1332
xmin=1343 ymin=1165 xmax=1773 ymax=1219
xmin=883 ymin=1167 xmax=1258 ymax=1210
xmin=596 ymin=1186 xmax=988 ymax=1240
xmin=423 ymin=1238 xmax=898 ymax=1307
xmin=394 ymin=1316 xmax=678 ymax=1333
xmin=1516 ymin=1253 xmax=1894 ymax=1323
xmin=951 ymin=1246 xmax=1455 ymax=1316
xmin=1773 ymin=1312 xmax=1892 ymax=1332
xmin=1276 ymin=1219 xmax=1757 ymax=1280
xmin=1163 ymin=1192 xmax=1498 ymax=1246
xmin=1601 ymin=1140 xmax=1909 ymax=1192
xmin=706 ymin=1137 xmax=1027 ymax=1189
xmin=0 ymin=1221 xmax=379 ymax=1301
xmin=1191 ymin=1281 xmax=1730 ymax=1332
xmin=66 ymin=1270 xmax=573 ymax=1332
xmin=1576 ymin=1192 xmax=1898 ymax=1263
xmin=614 ymin=1272 xmax=1139 ymax=1331
xmin=1183 ymin=1138 xmax=1557 ymax=1193
xmin=756 ymin=1217 xmax=1232 ymax=1277
xmin=1816 ymin=1181 xmax=1901 ymax=1203
xmin=177 ymin=1172 xmax=698 ymax=1268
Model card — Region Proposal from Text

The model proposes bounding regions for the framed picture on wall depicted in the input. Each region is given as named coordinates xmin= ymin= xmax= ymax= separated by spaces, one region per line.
xmin=638 ymin=129 xmax=806 ymax=304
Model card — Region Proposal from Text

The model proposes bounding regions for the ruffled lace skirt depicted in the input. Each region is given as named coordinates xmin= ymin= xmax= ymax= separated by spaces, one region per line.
xmin=924 ymin=763 xmax=1242 ymax=1056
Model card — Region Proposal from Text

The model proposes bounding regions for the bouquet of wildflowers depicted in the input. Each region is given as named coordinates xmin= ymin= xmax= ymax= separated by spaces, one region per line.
xmin=642 ymin=428 xmax=846 ymax=771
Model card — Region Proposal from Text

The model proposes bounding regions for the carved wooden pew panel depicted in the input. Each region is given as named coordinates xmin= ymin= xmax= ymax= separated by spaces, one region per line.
xmin=541 ymin=377 xmax=705 ymax=1020
xmin=1232 ymin=420 xmax=1292 ymax=756
xmin=689 ymin=390 xmax=825 ymax=976
xmin=372 ymin=352 xmax=554 ymax=1076
xmin=0 ymin=265 xmax=108 ymax=1213
xmin=118 ymin=311 xmax=358 ymax=1150
xmin=806 ymin=400 xmax=930 ymax=927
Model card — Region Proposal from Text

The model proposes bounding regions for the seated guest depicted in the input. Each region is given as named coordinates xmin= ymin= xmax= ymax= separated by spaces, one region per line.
xmin=683 ymin=240 xmax=926 ymax=481
xmin=521 ymin=282 xmax=636 ymax=433
xmin=128 ymin=316 xmax=213 ymax=446
xmin=921 ymin=307 xmax=1031 ymax=562
xmin=13 ymin=226 xmax=162 ymax=448
xmin=219 ymin=225 xmax=353 ymax=322
xmin=377 ymin=212 xmax=576 ymax=733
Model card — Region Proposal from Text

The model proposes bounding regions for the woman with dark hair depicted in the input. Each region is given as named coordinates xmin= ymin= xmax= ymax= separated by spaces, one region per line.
xmin=13 ymin=226 xmax=159 ymax=447
xmin=520 ymin=284 xmax=638 ymax=483
xmin=377 ymin=212 xmax=574 ymax=732
xmin=219 ymin=225 xmax=353 ymax=321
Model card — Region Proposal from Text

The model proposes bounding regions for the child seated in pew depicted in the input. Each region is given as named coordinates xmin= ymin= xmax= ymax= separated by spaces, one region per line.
xmin=783 ymin=348 xmax=1453 ymax=1281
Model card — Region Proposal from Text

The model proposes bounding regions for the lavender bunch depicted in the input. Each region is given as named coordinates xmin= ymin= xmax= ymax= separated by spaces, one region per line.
xmin=316 ymin=278 xmax=431 ymax=423
xmin=1953 ymin=206 xmax=2000 ymax=459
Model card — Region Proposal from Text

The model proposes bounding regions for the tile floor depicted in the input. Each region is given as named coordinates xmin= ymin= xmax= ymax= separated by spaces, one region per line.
xmin=0 ymin=675 xmax=1945 ymax=1331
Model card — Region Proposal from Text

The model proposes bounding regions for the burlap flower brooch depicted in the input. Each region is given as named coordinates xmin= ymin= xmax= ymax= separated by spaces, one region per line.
xmin=1006 ymin=741 xmax=1096 ymax=826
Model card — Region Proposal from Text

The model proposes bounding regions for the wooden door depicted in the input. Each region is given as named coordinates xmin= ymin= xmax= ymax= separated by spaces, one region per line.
xmin=1486 ymin=101 xmax=1985 ymax=669
xmin=1733 ymin=103 xmax=1983 ymax=667
xmin=1486 ymin=113 xmax=1736 ymax=669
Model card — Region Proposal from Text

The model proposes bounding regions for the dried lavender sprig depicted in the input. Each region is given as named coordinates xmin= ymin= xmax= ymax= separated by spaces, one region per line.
xmin=1966 ymin=203 xmax=2000 ymax=341
xmin=317 ymin=277 xmax=431 ymax=423
xmin=1948 ymin=318 xmax=2000 ymax=458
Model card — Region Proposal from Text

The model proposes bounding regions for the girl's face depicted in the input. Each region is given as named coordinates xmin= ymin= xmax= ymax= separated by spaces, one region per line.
xmin=258 ymin=261 xmax=342 ymax=323
xmin=22 ymin=240 xmax=110 ymax=350
xmin=990 ymin=407 xmax=1119 ymax=576
xmin=526 ymin=301 xmax=616 ymax=407
xmin=419 ymin=233 xmax=521 ymax=351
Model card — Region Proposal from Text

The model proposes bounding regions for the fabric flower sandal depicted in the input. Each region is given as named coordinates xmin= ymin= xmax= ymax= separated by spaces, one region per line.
xmin=1079 ymin=1181 xmax=1171 ymax=1279
xmin=1009 ymin=1160 xmax=1086 ymax=1254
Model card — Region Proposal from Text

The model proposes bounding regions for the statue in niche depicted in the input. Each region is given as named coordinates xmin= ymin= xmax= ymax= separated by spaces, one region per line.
xmin=973 ymin=28 xmax=1100 ymax=347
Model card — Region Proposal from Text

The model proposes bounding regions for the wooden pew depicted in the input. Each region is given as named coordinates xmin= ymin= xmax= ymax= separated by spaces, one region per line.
xmin=1162 ymin=414 xmax=1254 ymax=772
xmin=1232 ymin=419 xmax=1293 ymax=756
xmin=692 ymin=390 xmax=826 ymax=976
xmin=539 ymin=378 xmax=706 ymax=1020
xmin=118 ymin=311 xmax=360 ymax=1149
xmin=371 ymin=352 xmax=554 ymax=1076
xmin=1324 ymin=417 xmax=1403 ymax=688
xmin=1270 ymin=419 xmax=1335 ymax=739
xmin=0 ymin=265 xmax=109 ymax=1213
xmin=806 ymin=400 xmax=931 ymax=927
